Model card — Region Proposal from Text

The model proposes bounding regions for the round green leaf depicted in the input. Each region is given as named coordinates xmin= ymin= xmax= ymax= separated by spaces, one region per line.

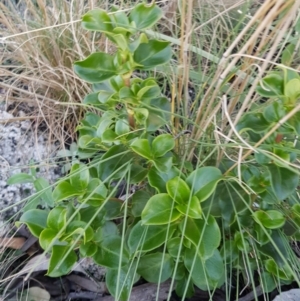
xmin=65 ymin=221 xmax=94 ymax=243
xmin=285 ymin=78 xmax=300 ymax=99
xmin=141 ymin=193 xmax=181 ymax=225
xmin=179 ymin=216 xmax=220 ymax=259
xmin=267 ymin=165 xmax=299 ymax=201
xmin=47 ymin=207 xmax=66 ymax=230
xmin=74 ymin=52 xmax=117 ymax=83
xmin=184 ymin=247 xmax=225 ymax=290
xmin=129 ymin=3 xmax=162 ymax=30
xmin=16 ymin=209 xmax=48 ymax=238
xmin=134 ymin=40 xmax=172 ymax=70
xmin=53 ymin=181 xmax=82 ymax=203
xmin=137 ymin=253 xmax=174 ymax=283
xmin=93 ymin=236 xmax=129 ymax=268
xmin=131 ymin=139 xmax=152 ymax=160
xmin=106 ymin=262 xmax=139 ymax=301
xmin=131 ymin=191 xmax=151 ymax=217
xmin=80 ymin=242 xmax=98 ymax=257
xmin=7 ymin=173 xmax=34 ymax=185
xmin=82 ymin=178 xmax=108 ymax=207
xmin=148 ymin=166 xmax=180 ymax=193
xmin=175 ymin=196 xmax=202 ymax=219
xmin=39 ymin=228 xmax=59 ymax=251
xmin=256 ymin=73 xmax=284 ymax=97
xmin=166 ymin=176 xmax=191 ymax=204
xmin=128 ymin=221 xmax=176 ymax=253
xmin=94 ymin=221 xmax=119 ymax=243
xmin=82 ymin=9 xmax=114 ymax=33
xmin=152 ymin=134 xmax=175 ymax=157
xmin=253 ymin=210 xmax=285 ymax=229
xmin=69 ymin=163 xmax=89 ymax=191
xmin=186 ymin=167 xmax=222 ymax=202
xmin=48 ymin=246 xmax=77 ymax=277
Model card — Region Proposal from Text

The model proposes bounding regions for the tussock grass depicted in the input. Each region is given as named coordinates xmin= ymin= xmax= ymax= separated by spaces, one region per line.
xmin=0 ymin=0 xmax=105 ymax=147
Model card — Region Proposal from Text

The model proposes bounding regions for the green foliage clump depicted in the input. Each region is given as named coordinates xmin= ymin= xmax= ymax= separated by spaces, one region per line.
xmin=10 ymin=3 xmax=300 ymax=300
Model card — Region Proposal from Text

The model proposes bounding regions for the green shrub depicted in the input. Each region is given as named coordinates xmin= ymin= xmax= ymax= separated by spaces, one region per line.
xmin=10 ymin=2 xmax=300 ymax=300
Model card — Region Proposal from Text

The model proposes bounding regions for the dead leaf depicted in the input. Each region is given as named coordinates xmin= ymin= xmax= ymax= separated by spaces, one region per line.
xmin=20 ymin=287 xmax=50 ymax=301
xmin=0 ymin=237 xmax=26 ymax=250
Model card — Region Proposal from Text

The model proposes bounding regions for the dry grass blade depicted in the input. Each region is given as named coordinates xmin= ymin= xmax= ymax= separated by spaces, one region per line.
xmin=0 ymin=0 xmax=104 ymax=149
xmin=188 ymin=0 xmax=300 ymax=162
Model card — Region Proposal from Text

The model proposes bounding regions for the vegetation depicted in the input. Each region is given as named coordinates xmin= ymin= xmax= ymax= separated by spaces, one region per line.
xmin=2 ymin=0 xmax=300 ymax=300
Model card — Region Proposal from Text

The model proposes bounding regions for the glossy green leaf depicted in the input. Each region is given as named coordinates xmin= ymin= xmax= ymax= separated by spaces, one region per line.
xmin=129 ymin=2 xmax=162 ymax=30
xmin=141 ymin=193 xmax=181 ymax=225
xmin=268 ymin=164 xmax=299 ymax=201
xmin=65 ymin=220 xmax=94 ymax=243
xmin=69 ymin=163 xmax=89 ymax=191
xmin=186 ymin=167 xmax=222 ymax=202
xmin=131 ymin=191 xmax=151 ymax=217
xmin=184 ymin=247 xmax=225 ymax=290
xmin=152 ymin=156 xmax=173 ymax=173
xmin=257 ymin=231 xmax=289 ymax=268
xmin=176 ymin=196 xmax=202 ymax=219
xmin=285 ymin=78 xmax=300 ymax=100
xmin=253 ymin=210 xmax=285 ymax=229
xmin=115 ymin=119 xmax=130 ymax=136
xmin=148 ymin=166 xmax=180 ymax=193
xmin=166 ymin=176 xmax=190 ymax=203
xmin=74 ymin=53 xmax=117 ymax=83
xmin=98 ymin=145 xmax=131 ymax=181
xmin=39 ymin=228 xmax=59 ymax=251
xmin=137 ymin=84 xmax=160 ymax=100
xmin=53 ymin=181 xmax=82 ymax=203
xmin=128 ymin=221 xmax=176 ymax=253
xmin=16 ymin=209 xmax=48 ymax=237
xmin=152 ymin=134 xmax=175 ymax=157
xmin=254 ymin=223 xmax=271 ymax=245
xmin=106 ymin=262 xmax=139 ymax=301
xmin=234 ymin=232 xmax=250 ymax=252
xmin=256 ymin=73 xmax=284 ymax=97
xmin=93 ymin=236 xmax=129 ymax=268
xmin=260 ymin=271 xmax=277 ymax=293
xmin=167 ymin=237 xmax=183 ymax=258
xmin=128 ymin=164 xmax=148 ymax=184
xmin=33 ymin=178 xmax=54 ymax=207
xmin=265 ymin=258 xmax=293 ymax=281
xmin=47 ymin=207 xmax=66 ymax=230
xmin=48 ymin=245 xmax=77 ymax=277
xmin=82 ymin=9 xmax=114 ymax=33
xmin=133 ymin=108 xmax=149 ymax=124
xmin=82 ymin=178 xmax=108 ymax=207
xmin=80 ymin=242 xmax=98 ymax=257
xmin=94 ymin=221 xmax=119 ymax=243
xmin=109 ymin=33 xmax=128 ymax=50
xmin=137 ymin=252 xmax=174 ymax=283
xmin=7 ymin=173 xmax=34 ymax=185
xmin=104 ymin=199 xmax=123 ymax=220
xmin=179 ymin=216 xmax=220 ymax=259
xmin=134 ymin=40 xmax=172 ymax=70
xmin=236 ymin=113 xmax=271 ymax=134
xmin=263 ymin=101 xmax=285 ymax=124
xmin=130 ymin=139 xmax=152 ymax=160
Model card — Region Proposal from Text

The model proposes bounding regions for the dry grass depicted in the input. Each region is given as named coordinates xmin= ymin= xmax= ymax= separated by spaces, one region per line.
xmin=0 ymin=0 xmax=109 ymax=149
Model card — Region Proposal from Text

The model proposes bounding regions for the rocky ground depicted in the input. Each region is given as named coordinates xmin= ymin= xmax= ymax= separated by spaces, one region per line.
xmin=0 ymin=100 xmax=61 ymax=222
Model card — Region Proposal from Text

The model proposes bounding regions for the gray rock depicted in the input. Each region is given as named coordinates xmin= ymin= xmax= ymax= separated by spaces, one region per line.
xmin=273 ymin=289 xmax=300 ymax=301
xmin=0 ymin=105 xmax=62 ymax=220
